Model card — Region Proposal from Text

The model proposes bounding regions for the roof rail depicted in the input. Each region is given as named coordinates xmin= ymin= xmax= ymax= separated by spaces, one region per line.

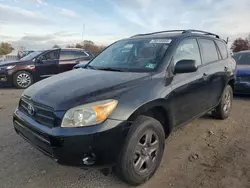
xmin=183 ymin=30 xmax=220 ymax=38
xmin=131 ymin=30 xmax=186 ymax=38
xmin=131 ymin=29 xmax=220 ymax=39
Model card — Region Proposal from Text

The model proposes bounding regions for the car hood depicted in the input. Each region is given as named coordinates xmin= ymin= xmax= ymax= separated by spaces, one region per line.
xmin=23 ymin=69 xmax=151 ymax=111
xmin=0 ymin=60 xmax=32 ymax=66
xmin=236 ymin=65 xmax=250 ymax=76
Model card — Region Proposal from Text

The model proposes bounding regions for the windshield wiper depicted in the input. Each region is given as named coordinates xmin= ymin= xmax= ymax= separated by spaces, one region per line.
xmin=86 ymin=65 xmax=96 ymax=69
xmin=97 ymin=67 xmax=125 ymax=72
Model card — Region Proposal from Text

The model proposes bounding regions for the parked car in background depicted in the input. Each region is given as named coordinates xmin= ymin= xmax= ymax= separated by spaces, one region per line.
xmin=73 ymin=61 xmax=90 ymax=69
xmin=13 ymin=30 xmax=235 ymax=185
xmin=73 ymin=51 xmax=94 ymax=69
xmin=0 ymin=48 xmax=93 ymax=89
xmin=232 ymin=50 xmax=250 ymax=94
xmin=0 ymin=57 xmax=4 ymax=63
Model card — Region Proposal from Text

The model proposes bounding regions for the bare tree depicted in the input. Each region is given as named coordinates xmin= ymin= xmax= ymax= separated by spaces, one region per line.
xmin=0 ymin=42 xmax=14 ymax=55
xmin=231 ymin=38 xmax=250 ymax=53
xmin=53 ymin=44 xmax=60 ymax=48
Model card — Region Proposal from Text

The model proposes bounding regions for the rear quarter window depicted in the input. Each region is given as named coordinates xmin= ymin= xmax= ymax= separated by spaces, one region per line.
xmin=74 ymin=51 xmax=88 ymax=59
xmin=60 ymin=50 xmax=75 ymax=60
xmin=199 ymin=39 xmax=219 ymax=64
xmin=216 ymin=40 xmax=228 ymax=59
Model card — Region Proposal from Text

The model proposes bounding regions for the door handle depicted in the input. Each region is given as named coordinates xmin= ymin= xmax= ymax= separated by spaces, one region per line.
xmin=224 ymin=66 xmax=229 ymax=71
xmin=203 ymin=73 xmax=209 ymax=80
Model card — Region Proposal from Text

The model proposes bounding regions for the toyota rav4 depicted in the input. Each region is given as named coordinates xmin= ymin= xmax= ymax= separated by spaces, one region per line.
xmin=13 ymin=30 xmax=236 ymax=185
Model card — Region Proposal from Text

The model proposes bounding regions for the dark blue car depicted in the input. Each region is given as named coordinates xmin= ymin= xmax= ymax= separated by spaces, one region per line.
xmin=233 ymin=51 xmax=250 ymax=93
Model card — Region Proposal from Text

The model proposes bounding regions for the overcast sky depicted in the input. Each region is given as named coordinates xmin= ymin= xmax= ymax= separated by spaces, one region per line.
xmin=0 ymin=0 xmax=250 ymax=50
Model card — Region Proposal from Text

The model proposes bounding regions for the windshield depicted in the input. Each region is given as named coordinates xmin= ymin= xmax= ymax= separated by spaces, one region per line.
xmin=87 ymin=39 xmax=170 ymax=72
xmin=20 ymin=51 xmax=43 ymax=61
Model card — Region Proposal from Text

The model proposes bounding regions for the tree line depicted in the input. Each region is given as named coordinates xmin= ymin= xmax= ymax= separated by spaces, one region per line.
xmin=1 ymin=37 xmax=250 ymax=56
xmin=0 ymin=42 xmax=14 ymax=55
xmin=230 ymin=38 xmax=250 ymax=53
xmin=53 ymin=40 xmax=106 ymax=56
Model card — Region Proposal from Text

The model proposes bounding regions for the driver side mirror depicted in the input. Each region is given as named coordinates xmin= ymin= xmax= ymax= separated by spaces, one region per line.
xmin=35 ymin=57 xmax=43 ymax=64
xmin=174 ymin=60 xmax=197 ymax=74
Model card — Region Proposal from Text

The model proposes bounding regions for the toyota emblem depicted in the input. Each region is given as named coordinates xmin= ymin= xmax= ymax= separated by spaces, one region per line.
xmin=27 ymin=103 xmax=35 ymax=116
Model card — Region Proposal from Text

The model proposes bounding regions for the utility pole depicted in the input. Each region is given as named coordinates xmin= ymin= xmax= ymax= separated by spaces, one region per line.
xmin=81 ymin=23 xmax=85 ymax=42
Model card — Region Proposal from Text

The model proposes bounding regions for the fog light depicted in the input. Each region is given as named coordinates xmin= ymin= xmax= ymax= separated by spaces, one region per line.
xmin=82 ymin=153 xmax=96 ymax=165
xmin=0 ymin=77 xmax=7 ymax=81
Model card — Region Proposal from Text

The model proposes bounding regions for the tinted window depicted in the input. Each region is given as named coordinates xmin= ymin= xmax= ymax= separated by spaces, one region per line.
xmin=74 ymin=51 xmax=88 ymax=58
xmin=234 ymin=53 xmax=250 ymax=65
xmin=232 ymin=53 xmax=241 ymax=61
xmin=40 ymin=50 xmax=59 ymax=61
xmin=173 ymin=38 xmax=201 ymax=66
xmin=199 ymin=39 xmax=219 ymax=64
xmin=216 ymin=40 xmax=228 ymax=59
xmin=60 ymin=50 xmax=74 ymax=60
xmin=20 ymin=51 xmax=42 ymax=61
xmin=86 ymin=51 xmax=94 ymax=57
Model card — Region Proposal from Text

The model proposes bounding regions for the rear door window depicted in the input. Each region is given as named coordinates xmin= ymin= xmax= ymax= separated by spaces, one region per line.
xmin=60 ymin=50 xmax=75 ymax=60
xmin=199 ymin=39 xmax=219 ymax=64
xmin=74 ymin=51 xmax=88 ymax=59
xmin=215 ymin=40 xmax=228 ymax=59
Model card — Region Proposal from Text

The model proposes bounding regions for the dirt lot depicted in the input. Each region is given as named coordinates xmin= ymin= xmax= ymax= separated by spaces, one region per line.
xmin=0 ymin=89 xmax=250 ymax=188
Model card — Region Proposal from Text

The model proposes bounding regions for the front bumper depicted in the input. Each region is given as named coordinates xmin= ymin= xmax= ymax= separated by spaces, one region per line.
xmin=0 ymin=69 xmax=13 ymax=86
xmin=13 ymin=109 xmax=130 ymax=168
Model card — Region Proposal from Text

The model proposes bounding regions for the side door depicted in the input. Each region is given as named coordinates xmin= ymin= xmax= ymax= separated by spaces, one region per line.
xmin=58 ymin=50 xmax=78 ymax=73
xmin=171 ymin=38 xmax=210 ymax=126
xmin=198 ymin=39 xmax=229 ymax=109
xmin=35 ymin=50 xmax=60 ymax=79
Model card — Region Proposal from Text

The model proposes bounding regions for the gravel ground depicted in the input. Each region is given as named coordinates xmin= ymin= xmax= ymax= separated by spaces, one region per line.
xmin=0 ymin=88 xmax=250 ymax=188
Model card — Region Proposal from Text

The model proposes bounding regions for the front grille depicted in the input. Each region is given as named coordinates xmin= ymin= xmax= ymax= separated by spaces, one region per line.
xmin=237 ymin=76 xmax=250 ymax=82
xmin=19 ymin=98 xmax=55 ymax=128
xmin=14 ymin=120 xmax=53 ymax=157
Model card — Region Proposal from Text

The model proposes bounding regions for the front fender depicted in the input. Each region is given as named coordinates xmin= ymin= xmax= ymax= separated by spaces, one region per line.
xmin=109 ymin=77 xmax=173 ymax=121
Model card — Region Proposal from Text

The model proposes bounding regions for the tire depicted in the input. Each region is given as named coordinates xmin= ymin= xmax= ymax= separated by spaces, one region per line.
xmin=116 ymin=116 xmax=165 ymax=186
xmin=212 ymin=85 xmax=233 ymax=120
xmin=13 ymin=71 xmax=33 ymax=89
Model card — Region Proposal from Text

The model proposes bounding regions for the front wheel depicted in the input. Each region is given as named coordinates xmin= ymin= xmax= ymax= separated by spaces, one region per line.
xmin=13 ymin=71 xmax=33 ymax=89
xmin=212 ymin=85 xmax=233 ymax=119
xmin=116 ymin=116 xmax=165 ymax=186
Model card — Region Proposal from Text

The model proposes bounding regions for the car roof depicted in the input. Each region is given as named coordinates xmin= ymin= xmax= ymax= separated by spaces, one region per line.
xmin=233 ymin=50 xmax=250 ymax=55
xmin=61 ymin=48 xmax=87 ymax=51
xmin=128 ymin=29 xmax=225 ymax=42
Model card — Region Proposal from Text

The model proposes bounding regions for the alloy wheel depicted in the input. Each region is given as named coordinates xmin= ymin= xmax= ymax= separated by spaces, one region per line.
xmin=133 ymin=130 xmax=159 ymax=175
xmin=223 ymin=91 xmax=231 ymax=114
xmin=17 ymin=73 xmax=31 ymax=88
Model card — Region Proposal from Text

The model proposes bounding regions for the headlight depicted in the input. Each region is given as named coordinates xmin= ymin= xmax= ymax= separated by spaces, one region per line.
xmin=0 ymin=65 xmax=16 ymax=70
xmin=61 ymin=99 xmax=118 ymax=128
xmin=6 ymin=65 xmax=16 ymax=69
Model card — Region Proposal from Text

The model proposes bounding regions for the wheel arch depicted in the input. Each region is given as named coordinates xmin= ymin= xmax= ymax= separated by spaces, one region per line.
xmin=227 ymin=77 xmax=235 ymax=90
xmin=127 ymin=98 xmax=174 ymax=137
xmin=12 ymin=69 xmax=34 ymax=81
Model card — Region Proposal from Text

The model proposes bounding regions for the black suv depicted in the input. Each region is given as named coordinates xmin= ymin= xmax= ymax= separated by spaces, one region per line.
xmin=13 ymin=30 xmax=235 ymax=185
xmin=0 ymin=48 xmax=94 ymax=89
